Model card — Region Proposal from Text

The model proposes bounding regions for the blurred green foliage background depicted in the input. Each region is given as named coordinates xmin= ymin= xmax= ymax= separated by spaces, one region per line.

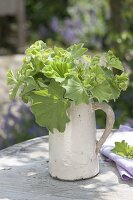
xmin=26 ymin=0 xmax=133 ymax=128
xmin=0 ymin=0 xmax=133 ymax=148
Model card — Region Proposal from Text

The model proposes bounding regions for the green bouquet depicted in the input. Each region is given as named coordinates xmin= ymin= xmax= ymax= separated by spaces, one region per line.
xmin=7 ymin=41 xmax=128 ymax=132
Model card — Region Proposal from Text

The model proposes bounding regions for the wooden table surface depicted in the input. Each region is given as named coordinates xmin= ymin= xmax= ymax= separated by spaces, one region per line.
xmin=0 ymin=130 xmax=132 ymax=200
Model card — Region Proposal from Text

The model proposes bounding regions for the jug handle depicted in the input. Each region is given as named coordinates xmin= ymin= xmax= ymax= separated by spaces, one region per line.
xmin=92 ymin=102 xmax=115 ymax=154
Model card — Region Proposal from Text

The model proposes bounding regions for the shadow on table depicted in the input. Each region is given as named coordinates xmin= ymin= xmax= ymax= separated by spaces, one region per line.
xmin=0 ymin=136 xmax=132 ymax=200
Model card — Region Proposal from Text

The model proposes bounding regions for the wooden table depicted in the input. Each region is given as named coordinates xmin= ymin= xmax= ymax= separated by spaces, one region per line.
xmin=0 ymin=131 xmax=132 ymax=200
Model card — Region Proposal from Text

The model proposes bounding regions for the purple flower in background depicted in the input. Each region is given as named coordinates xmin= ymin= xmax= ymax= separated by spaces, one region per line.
xmin=50 ymin=16 xmax=82 ymax=44
xmin=50 ymin=17 xmax=59 ymax=32
xmin=60 ymin=27 xmax=78 ymax=44
xmin=38 ymin=24 xmax=49 ymax=38
xmin=1 ymin=100 xmax=48 ymax=149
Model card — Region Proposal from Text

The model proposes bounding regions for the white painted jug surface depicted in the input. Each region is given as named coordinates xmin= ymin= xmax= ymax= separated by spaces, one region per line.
xmin=49 ymin=103 xmax=115 ymax=181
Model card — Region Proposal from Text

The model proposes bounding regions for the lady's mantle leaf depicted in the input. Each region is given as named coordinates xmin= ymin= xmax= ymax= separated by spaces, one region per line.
xmin=21 ymin=77 xmax=40 ymax=95
xmin=63 ymin=77 xmax=89 ymax=105
xmin=48 ymin=79 xmax=65 ymax=98
xmin=114 ymin=72 xmax=129 ymax=91
xmin=43 ymin=61 xmax=72 ymax=82
xmin=30 ymin=95 xmax=70 ymax=132
xmin=7 ymin=70 xmax=17 ymax=85
xmin=106 ymin=72 xmax=128 ymax=100
xmin=67 ymin=43 xmax=87 ymax=58
xmin=91 ymin=80 xmax=112 ymax=102
xmin=84 ymin=65 xmax=106 ymax=88
xmin=112 ymin=140 xmax=133 ymax=159
xmin=30 ymin=80 xmax=70 ymax=132
xmin=105 ymin=51 xmax=124 ymax=71
xmin=7 ymin=70 xmax=20 ymax=99
xmin=25 ymin=40 xmax=47 ymax=55
xmin=105 ymin=80 xmax=120 ymax=100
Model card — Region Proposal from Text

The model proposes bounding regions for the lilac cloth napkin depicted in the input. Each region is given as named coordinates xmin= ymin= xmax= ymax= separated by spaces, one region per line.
xmin=100 ymin=125 xmax=133 ymax=180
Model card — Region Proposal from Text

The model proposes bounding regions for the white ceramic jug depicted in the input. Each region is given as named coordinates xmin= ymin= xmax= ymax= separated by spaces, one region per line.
xmin=49 ymin=102 xmax=115 ymax=181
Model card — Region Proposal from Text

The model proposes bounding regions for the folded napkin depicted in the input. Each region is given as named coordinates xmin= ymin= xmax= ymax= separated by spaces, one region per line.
xmin=100 ymin=125 xmax=133 ymax=180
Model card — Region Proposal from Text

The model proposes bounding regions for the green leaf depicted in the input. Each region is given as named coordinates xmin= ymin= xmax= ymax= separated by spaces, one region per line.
xmin=85 ymin=65 xmax=106 ymax=87
xmin=25 ymin=40 xmax=47 ymax=55
xmin=33 ymin=89 xmax=49 ymax=97
xmin=106 ymin=72 xmax=128 ymax=100
xmin=42 ymin=60 xmax=72 ymax=82
xmin=114 ymin=72 xmax=129 ymax=91
xmin=91 ymin=55 xmax=101 ymax=66
xmin=85 ymin=66 xmax=122 ymax=101
xmin=54 ymin=46 xmax=69 ymax=57
xmin=106 ymin=80 xmax=120 ymax=100
xmin=21 ymin=77 xmax=39 ymax=95
xmin=30 ymin=94 xmax=70 ymax=133
xmin=7 ymin=70 xmax=20 ymax=99
xmin=9 ymin=84 xmax=20 ymax=99
xmin=67 ymin=43 xmax=87 ymax=58
xmin=48 ymin=79 xmax=65 ymax=98
xmin=20 ymin=76 xmax=40 ymax=102
xmin=91 ymin=80 xmax=112 ymax=102
xmin=37 ymin=77 xmax=50 ymax=88
xmin=105 ymin=51 xmax=124 ymax=71
xmin=7 ymin=69 xmax=17 ymax=85
xmin=30 ymin=80 xmax=70 ymax=132
xmin=63 ymin=77 xmax=89 ymax=105
xmin=112 ymin=140 xmax=133 ymax=159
